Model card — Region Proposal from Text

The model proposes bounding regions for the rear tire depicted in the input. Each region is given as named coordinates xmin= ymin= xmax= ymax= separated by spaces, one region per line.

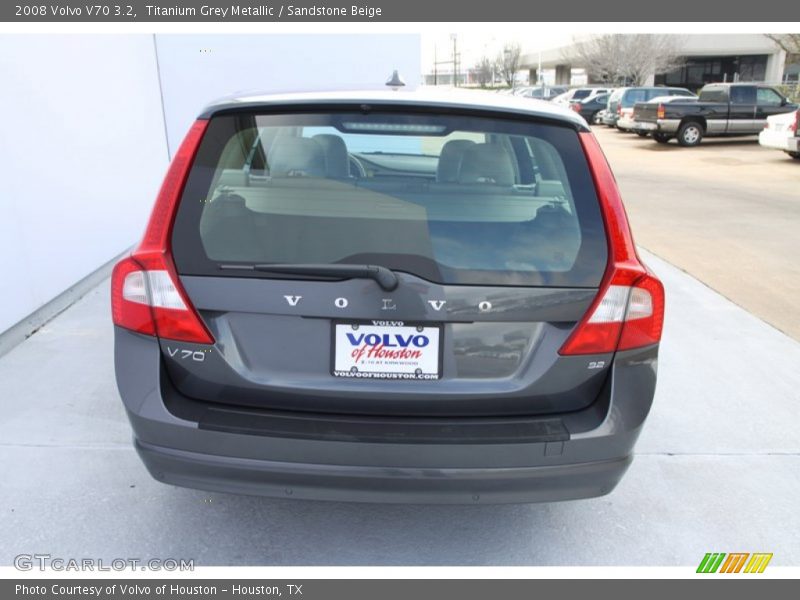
xmin=635 ymin=131 xmax=649 ymax=137
xmin=653 ymin=133 xmax=672 ymax=144
xmin=787 ymin=151 xmax=800 ymax=160
xmin=677 ymin=121 xmax=704 ymax=147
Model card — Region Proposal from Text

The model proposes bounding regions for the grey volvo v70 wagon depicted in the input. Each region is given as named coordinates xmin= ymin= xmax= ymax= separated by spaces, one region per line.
xmin=112 ymin=90 xmax=664 ymax=504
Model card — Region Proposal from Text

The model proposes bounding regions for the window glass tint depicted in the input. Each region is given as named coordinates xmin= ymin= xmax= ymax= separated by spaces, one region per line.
xmin=621 ymin=90 xmax=647 ymax=107
xmin=572 ymin=89 xmax=591 ymax=100
xmin=756 ymin=88 xmax=783 ymax=106
xmin=699 ymin=87 xmax=728 ymax=103
xmin=730 ymin=86 xmax=757 ymax=104
xmin=172 ymin=111 xmax=608 ymax=287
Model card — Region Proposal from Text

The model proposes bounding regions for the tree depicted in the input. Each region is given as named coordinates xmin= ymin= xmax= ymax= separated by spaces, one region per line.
xmin=570 ymin=34 xmax=685 ymax=86
xmin=496 ymin=42 xmax=522 ymax=89
xmin=473 ymin=56 xmax=494 ymax=88
xmin=765 ymin=34 xmax=800 ymax=55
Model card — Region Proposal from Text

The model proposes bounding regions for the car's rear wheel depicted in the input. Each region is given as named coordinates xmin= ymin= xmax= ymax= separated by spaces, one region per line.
xmin=653 ymin=133 xmax=672 ymax=144
xmin=786 ymin=151 xmax=800 ymax=160
xmin=677 ymin=121 xmax=704 ymax=147
xmin=635 ymin=131 xmax=649 ymax=138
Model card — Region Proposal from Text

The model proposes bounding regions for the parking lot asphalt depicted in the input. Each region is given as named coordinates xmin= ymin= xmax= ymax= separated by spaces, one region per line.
xmin=1 ymin=243 xmax=798 ymax=566
xmin=593 ymin=126 xmax=800 ymax=341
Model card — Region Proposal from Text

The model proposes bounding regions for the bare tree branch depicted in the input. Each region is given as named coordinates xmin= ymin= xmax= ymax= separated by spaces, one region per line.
xmin=496 ymin=42 xmax=522 ymax=89
xmin=473 ymin=56 xmax=494 ymax=88
xmin=765 ymin=33 xmax=800 ymax=55
xmin=569 ymin=34 xmax=686 ymax=86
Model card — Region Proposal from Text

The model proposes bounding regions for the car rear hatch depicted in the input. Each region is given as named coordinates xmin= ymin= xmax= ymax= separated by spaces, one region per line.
xmin=112 ymin=103 xmax=664 ymax=418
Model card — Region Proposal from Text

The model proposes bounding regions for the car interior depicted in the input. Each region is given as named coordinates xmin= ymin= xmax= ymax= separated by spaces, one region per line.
xmin=196 ymin=123 xmax=584 ymax=279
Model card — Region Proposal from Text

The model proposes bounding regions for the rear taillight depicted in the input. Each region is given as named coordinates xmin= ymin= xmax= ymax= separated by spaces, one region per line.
xmin=790 ymin=110 xmax=799 ymax=134
xmin=111 ymin=119 xmax=213 ymax=344
xmin=616 ymin=105 xmax=622 ymax=115
xmin=656 ymin=103 xmax=665 ymax=119
xmin=559 ymin=133 xmax=665 ymax=355
xmin=570 ymin=102 xmax=581 ymax=112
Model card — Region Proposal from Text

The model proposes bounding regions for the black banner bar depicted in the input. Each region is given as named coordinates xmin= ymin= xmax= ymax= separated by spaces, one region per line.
xmin=4 ymin=579 xmax=800 ymax=600
xmin=2 ymin=0 xmax=799 ymax=22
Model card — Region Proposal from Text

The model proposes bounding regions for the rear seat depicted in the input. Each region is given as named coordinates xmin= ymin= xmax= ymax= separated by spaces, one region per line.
xmin=457 ymin=143 xmax=516 ymax=186
xmin=268 ymin=137 xmax=327 ymax=178
xmin=313 ymin=134 xmax=351 ymax=179
xmin=436 ymin=139 xmax=475 ymax=183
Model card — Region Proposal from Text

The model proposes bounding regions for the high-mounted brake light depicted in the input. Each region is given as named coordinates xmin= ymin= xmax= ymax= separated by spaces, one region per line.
xmin=111 ymin=119 xmax=214 ymax=344
xmin=558 ymin=132 xmax=665 ymax=355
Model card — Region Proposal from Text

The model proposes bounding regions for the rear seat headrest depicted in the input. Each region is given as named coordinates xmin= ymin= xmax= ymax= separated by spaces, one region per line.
xmin=268 ymin=137 xmax=326 ymax=178
xmin=436 ymin=139 xmax=476 ymax=183
xmin=313 ymin=134 xmax=350 ymax=178
xmin=457 ymin=143 xmax=515 ymax=186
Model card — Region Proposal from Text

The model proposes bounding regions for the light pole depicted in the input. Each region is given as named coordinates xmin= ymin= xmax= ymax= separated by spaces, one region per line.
xmin=451 ymin=33 xmax=458 ymax=87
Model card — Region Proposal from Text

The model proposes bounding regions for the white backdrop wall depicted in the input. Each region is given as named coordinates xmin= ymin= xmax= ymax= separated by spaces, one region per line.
xmin=0 ymin=35 xmax=169 ymax=335
xmin=154 ymin=34 xmax=421 ymax=155
xmin=0 ymin=33 xmax=421 ymax=337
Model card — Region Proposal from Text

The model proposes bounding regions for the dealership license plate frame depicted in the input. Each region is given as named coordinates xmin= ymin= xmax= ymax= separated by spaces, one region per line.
xmin=331 ymin=320 xmax=444 ymax=381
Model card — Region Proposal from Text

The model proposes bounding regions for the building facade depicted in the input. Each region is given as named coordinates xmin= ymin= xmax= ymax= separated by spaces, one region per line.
xmin=523 ymin=34 xmax=790 ymax=91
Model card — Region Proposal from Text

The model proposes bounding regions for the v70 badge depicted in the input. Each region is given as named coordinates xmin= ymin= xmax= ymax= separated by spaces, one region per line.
xmin=166 ymin=347 xmax=208 ymax=362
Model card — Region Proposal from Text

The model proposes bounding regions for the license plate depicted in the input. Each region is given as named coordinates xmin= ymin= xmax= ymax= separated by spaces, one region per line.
xmin=332 ymin=321 xmax=442 ymax=380
xmin=636 ymin=122 xmax=657 ymax=130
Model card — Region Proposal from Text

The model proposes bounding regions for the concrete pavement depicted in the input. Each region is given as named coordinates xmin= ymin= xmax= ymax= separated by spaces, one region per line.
xmin=1 ymin=249 xmax=798 ymax=566
xmin=594 ymin=126 xmax=800 ymax=341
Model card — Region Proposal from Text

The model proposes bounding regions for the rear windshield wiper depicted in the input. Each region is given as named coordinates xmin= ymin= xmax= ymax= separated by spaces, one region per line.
xmin=219 ymin=263 xmax=399 ymax=291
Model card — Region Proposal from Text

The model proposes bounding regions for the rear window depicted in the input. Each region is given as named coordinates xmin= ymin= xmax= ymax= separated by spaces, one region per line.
xmin=572 ymin=89 xmax=592 ymax=100
xmin=172 ymin=110 xmax=608 ymax=287
xmin=699 ymin=87 xmax=728 ymax=103
xmin=621 ymin=89 xmax=649 ymax=107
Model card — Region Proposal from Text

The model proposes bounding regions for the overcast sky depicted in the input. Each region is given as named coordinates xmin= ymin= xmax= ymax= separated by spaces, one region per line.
xmin=421 ymin=31 xmax=574 ymax=72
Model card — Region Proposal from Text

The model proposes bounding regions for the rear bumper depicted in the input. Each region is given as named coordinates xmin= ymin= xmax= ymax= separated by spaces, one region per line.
xmin=631 ymin=120 xmax=658 ymax=132
xmin=136 ymin=438 xmax=632 ymax=504
xmin=115 ymin=328 xmax=658 ymax=504
xmin=632 ymin=119 xmax=681 ymax=134
xmin=759 ymin=129 xmax=799 ymax=152
xmin=616 ymin=115 xmax=636 ymax=130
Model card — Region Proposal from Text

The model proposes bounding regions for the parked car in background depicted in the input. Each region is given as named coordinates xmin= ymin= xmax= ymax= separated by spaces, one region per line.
xmin=614 ymin=87 xmax=696 ymax=132
xmin=569 ymin=93 xmax=611 ymax=124
xmin=515 ymin=85 xmax=568 ymax=101
xmin=552 ymin=87 xmax=610 ymax=106
xmin=111 ymin=89 xmax=664 ymax=504
xmin=630 ymin=94 xmax=698 ymax=137
xmin=759 ymin=108 xmax=799 ymax=159
xmin=633 ymin=83 xmax=797 ymax=146
xmin=603 ymin=88 xmax=624 ymax=127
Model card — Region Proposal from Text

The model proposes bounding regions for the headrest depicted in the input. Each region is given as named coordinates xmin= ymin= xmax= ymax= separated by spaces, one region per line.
xmin=457 ymin=143 xmax=515 ymax=186
xmin=313 ymin=134 xmax=350 ymax=178
xmin=436 ymin=139 xmax=475 ymax=183
xmin=268 ymin=137 xmax=326 ymax=178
